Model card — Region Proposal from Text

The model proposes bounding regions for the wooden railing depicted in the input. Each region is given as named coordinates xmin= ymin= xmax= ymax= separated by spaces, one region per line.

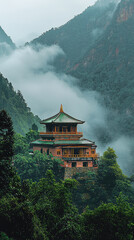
xmin=62 ymin=153 xmax=98 ymax=158
xmin=40 ymin=131 xmax=82 ymax=135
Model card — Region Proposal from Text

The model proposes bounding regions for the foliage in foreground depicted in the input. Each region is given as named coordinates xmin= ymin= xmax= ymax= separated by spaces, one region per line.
xmin=72 ymin=147 xmax=134 ymax=211
xmin=1 ymin=110 xmax=134 ymax=240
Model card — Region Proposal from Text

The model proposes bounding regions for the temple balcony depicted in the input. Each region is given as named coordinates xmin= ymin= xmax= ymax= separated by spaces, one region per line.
xmin=62 ymin=153 xmax=98 ymax=160
xmin=40 ymin=131 xmax=83 ymax=136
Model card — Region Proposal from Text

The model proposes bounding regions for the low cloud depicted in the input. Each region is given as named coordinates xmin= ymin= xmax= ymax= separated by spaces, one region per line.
xmin=98 ymin=136 xmax=134 ymax=176
xmin=0 ymin=44 xmax=133 ymax=176
xmin=0 ymin=44 xmax=107 ymax=140
xmin=0 ymin=45 xmax=106 ymax=121
xmin=91 ymin=28 xmax=103 ymax=40
xmin=0 ymin=42 xmax=13 ymax=56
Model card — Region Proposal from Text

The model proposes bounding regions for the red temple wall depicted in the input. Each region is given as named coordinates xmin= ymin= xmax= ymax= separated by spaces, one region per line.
xmin=33 ymin=146 xmax=96 ymax=168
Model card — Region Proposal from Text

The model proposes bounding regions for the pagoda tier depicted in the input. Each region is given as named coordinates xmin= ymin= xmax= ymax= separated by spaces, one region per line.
xmin=31 ymin=105 xmax=98 ymax=168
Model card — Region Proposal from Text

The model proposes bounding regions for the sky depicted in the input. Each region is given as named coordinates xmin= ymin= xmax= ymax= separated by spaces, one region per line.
xmin=0 ymin=0 xmax=96 ymax=45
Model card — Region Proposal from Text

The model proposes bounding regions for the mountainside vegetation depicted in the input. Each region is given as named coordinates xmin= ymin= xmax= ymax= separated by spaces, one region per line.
xmin=0 ymin=110 xmax=134 ymax=240
xmin=0 ymin=74 xmax=40 ymax=135
xmin=71 ymin=0 xmax=134 ymax=138
xmin=30 ymin=0 xmax=118 ymax=71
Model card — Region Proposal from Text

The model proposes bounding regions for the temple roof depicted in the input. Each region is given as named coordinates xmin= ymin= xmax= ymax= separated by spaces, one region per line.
xmin=31 ymin=139 xmax=95 ymax=146
xmin=41 ymin=104 xmax=85 ymax=125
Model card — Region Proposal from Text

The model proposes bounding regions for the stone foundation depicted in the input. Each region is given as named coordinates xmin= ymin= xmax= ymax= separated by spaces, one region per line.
xmin=64 ymin=167 xmax=94 ymax=179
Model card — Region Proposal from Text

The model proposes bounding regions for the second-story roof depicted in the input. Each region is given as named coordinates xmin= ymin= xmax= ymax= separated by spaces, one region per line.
xmin=41 ymin=104 xmax=85 ymax=125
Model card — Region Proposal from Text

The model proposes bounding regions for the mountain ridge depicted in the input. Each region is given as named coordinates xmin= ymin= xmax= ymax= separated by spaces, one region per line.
xmin=0 ymin=73 xmax=40 ymax=134
xmin=0 ymin=26 xmax=16 ymax=56
xmin=70 ymin=0 xmax=134 ymax=136
xmin=30 ymin=0 xmax=118 ymax=71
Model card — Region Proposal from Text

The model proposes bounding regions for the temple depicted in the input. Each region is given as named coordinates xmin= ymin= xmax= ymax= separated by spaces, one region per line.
xmin=31 ymin=105 xmax=98 ymax=169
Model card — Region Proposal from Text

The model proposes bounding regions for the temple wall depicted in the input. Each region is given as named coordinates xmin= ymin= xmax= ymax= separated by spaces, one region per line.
xmin=63 ymin=161 xmax=93 ymax=168
xmin=33 ymin=146 xmax=63 ymax=157
xmin=33 ymin=146 xmax=41 ymax=151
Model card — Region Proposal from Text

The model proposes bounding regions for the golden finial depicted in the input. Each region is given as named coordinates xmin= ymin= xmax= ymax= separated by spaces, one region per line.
xmin=60 ymin=104 xmax=63 ymax=112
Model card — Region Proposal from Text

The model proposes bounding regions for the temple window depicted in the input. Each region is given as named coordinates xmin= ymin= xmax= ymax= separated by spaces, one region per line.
xmin=56 ymin=126 xmax=59 ymax=132
xmin=74 ymin=149 xmax=79 ymax=155
xmin=47 ymin=149 xmax=49 ymax=155
xmin=57 ymin=150 xmax=60 ymax=155
xmin=40 ymin=148 xmax=43 ymax=154
xmin=83 ymin=162 xmax=88 ymax=167
xmin=91 ymin=150 xmax=95 ymax=154
xmin=63 ymin=127 xmax=67 ymax=132
xmin=68 ymin=126 xmax=70 ymax=132
xmin=72 ymin=162 xmax=77 ymax=167
xmin=63 ymin=149 xmax=68 ymax=155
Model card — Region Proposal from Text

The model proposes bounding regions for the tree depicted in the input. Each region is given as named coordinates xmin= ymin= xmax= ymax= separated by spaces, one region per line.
xmin=0 ymin=110 xmax=15 ymax=195
xmin=54 ymin=212 xmax=82 ymax=240
xmin=25 ymin=129 xmax=39 ymax=144
xmin=82 ymin=195 xmax=134 ymax=240
xmin=14 ymin=133 xmax=29 ymax=155
xmin=14 ymin=151 xmax=64 ymax=182
xmin=29 ymin=170 xmax=78 ymax=240
xmin=0 ymin=232 xmax=13 ymax=240
xmin=0 ymin=110 xmax=14 ymax=160
xmin=97 ymin=147 xmax=124 ymax=193
xmin=32 ymin=123 xmax=38 ymax=132
xmin=0 ymin=194 xmax=47 ymax=240
xmin=72 ymin=148 xmax=134 ymax=210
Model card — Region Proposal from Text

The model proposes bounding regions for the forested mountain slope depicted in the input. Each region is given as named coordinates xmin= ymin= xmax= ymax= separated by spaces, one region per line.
xmin=71 ymin=0 xmax=134 ymax=136
xmin=0 ymin=74 xmax=40 ymax=134
xmin=30 ymin=0 xmax=118 ymax=70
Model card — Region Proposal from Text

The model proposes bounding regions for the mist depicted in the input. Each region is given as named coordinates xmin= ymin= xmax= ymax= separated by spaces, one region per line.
xmin=0 ymin=44 xmax=133 ymax=176
xmin=0 ymin=42 xmax=13 ymax=56
xmin=0 ymin=44 xmax=107 ymax=132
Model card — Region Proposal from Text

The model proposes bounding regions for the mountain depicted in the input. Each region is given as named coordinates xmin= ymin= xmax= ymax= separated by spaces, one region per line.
xmin=0 ymin=26 xmax=16 ymax=55
xmin=0 ymin=73 xmax=40 ymax=135
xmin=30 ymin=0 xmax=118 ymax=71
xmin=29 ymin=0 xmax=134 ymax=140
xmin=71 ymin=0 xmax=134 ymax=137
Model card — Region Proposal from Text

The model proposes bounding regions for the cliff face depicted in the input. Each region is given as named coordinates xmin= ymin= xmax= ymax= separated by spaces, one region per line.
xmin=74 ymin=0 xmax=134 ymax=69
xmin=116 ymin=0 xmax=134 ymax=22
xmin=70 ymin=0 xmax=134 ymax=136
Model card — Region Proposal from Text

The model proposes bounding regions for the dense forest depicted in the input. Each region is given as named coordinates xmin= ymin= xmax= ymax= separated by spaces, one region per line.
xmin=0 ymin=74 xmax=41 ymax=135
xmin=0 ymin=110 xmax=134 ymax=240
xmin=71 ymin=0 xmax=134 ymax=138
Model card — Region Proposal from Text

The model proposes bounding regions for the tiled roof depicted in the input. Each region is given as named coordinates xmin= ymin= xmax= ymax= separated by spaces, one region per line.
xmin=41 ymin=105 xmax=84 ymax=124
xmin=32 ymin=139 xmax=94 ymax=146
